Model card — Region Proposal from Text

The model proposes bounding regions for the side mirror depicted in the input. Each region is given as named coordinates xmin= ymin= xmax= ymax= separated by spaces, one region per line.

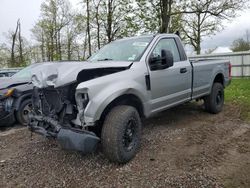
xmin=149 ymin=50 xmax=174 ymax=71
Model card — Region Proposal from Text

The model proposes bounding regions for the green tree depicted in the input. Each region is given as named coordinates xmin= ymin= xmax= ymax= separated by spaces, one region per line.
xmin=2 ymin=20 xmax=30 ymax=67
xmin=32 ymin=0 xmax=75 ymax=61
xmin=180 ymin=0 xmax=246 ymax=54
xmin=135 ymin=0 xmax=182 ymax=34
xmin=0 ymin=44 xmax=9 ymax=68
xmin=100 ymin=0 xmax=137 ymax=42
xmin=231 ymin=38 xmax=250 ymax=52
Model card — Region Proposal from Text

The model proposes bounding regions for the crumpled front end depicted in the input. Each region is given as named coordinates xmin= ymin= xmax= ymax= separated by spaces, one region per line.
xmin=28 ymin=86 xmax=99 ymax=153
xmin=28 ymin=61 xmax=133 ymax=153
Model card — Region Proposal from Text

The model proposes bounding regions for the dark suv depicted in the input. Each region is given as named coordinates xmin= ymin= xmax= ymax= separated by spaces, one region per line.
xmin=0 ymin=68 xmax=22 ymax=77
xmin=0 ymin=64 xmax=43 ymax=126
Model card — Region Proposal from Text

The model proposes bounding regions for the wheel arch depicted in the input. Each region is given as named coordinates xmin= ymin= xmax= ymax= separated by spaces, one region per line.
xmin=99 ymin=94 xmax=144 ymax=123
xmin=86 ymin=92 xmax=145 ymax=137
xmin=13 ymin=93 xmax=32 ymax=111
xmin=213 ymin=73 xmax=225 ymax=86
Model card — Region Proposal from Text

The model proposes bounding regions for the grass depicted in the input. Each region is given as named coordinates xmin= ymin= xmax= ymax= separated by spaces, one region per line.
xmin=225 ymin=78 xmax=250 ymax=122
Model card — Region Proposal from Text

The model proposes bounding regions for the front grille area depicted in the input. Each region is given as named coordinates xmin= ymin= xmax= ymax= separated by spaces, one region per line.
xmin=38 ymin=85 xmax=76 ymax=116
xmin=41 ymin=89 xmax=63 ymax=115
xmin=32 ymin=84 xmax=78 ymax=127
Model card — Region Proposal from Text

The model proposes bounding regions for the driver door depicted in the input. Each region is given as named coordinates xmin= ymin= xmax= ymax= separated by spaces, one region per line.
xmin=148 ymin=38 xmax=192 ymax=113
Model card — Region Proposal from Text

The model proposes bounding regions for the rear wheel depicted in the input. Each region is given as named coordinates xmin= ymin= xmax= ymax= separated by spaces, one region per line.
xmin=16 ymin=99 xmax=32 ymax=125
xmin=101 ymin=105 xmax=142 ymax=164
xmin=204 ymin=83 xmax=224 ymax=114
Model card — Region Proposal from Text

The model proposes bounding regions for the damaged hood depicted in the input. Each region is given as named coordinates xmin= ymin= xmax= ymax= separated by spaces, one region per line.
xmin=0 ymin=77 xmax=30 ymax=90
xmin=31 ymin=61 xmax=133 ymax=88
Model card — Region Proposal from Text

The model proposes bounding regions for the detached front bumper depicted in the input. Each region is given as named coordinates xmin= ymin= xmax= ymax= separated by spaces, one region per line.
xmin=28 ymin=114 xmax=100 ymax=154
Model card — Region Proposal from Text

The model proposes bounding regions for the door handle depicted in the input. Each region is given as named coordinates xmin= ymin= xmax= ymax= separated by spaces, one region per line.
xmin=180 ymin=68 xmax=187 ymax=73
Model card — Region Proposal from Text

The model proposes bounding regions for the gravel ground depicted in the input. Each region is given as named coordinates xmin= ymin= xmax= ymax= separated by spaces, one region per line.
xmin=0 ymin=102 xmax=250 ymax=188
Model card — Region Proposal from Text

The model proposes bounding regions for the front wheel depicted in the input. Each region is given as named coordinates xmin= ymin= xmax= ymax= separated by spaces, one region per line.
xmin=16 ymin=99 xmax=32 ymax=125
xmin=204 ymin=83 xmax=224 ymax=114
xmin=101 ymin=105 xmax=142 ymax=164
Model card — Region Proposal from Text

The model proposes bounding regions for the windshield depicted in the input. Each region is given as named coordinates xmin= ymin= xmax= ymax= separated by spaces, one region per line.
xmin=89 ymin=37 xmax=153 ymax=62
xmin=12 ymin=64 xmax=41 ymax=79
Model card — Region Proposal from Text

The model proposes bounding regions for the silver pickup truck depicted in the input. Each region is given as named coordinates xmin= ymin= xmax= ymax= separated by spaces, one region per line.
xmin=29 ymin=34 xmax=231 ymax=163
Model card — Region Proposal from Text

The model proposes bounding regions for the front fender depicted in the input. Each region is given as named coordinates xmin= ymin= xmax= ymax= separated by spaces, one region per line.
xmin=78 ymin=81 xmax=149 ymax=125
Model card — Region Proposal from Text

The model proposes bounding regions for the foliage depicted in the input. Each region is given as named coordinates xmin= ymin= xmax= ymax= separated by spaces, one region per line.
xmin=135 ymin=0 xmax=182 ymax=34
xmin=0 ymin=0 xmax=248 ymax=67
xmin=0 ymin=44 xmax=9 ymax=68
xmin=231 ymin=38 xmax=250 ymax=52
xmin=181 ymin=0 xmax=247 ymax=54
xmin=32 ymin=0 xmax=74 ymax=61
xmin=0 ymin=20 xmax=30 ymax=68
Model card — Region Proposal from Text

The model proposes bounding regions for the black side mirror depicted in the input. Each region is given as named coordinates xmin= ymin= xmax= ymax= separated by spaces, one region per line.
xmin=149 ymin=50 xmax=174 ymax=71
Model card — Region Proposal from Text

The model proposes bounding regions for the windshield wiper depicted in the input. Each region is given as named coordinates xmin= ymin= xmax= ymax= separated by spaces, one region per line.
xmin=97 ymin=58 xmax=113 ymax=61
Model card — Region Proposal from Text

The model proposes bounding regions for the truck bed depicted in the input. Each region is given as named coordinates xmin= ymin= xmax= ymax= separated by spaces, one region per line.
xmin=191 ymin=59 xmax=231 ymax=99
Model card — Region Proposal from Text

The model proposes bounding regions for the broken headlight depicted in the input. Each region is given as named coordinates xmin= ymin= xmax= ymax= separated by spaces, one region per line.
xmin=73 ymin=91 xmax=89 ymax=126
xmin=0 ymin=88 xmax=15 ymax=99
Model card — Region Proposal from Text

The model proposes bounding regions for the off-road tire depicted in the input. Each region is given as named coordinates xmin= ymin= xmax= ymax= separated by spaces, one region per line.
xmin=204 ymin=83 xmax=224 ymax=114
xmin=101 ymin=105 xmax=142 ymax=164
xmin=16 ymin=99 xmax=32 ymax=125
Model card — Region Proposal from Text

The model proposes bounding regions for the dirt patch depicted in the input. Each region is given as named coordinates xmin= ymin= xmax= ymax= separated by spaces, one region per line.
xmin=0 ymin=103 xmax=250 ymax=188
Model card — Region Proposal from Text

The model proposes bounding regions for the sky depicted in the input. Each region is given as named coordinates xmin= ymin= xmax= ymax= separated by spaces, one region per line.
xmin=0 ymin=0 xmax=80 ymax=43
xmin=0 ymin=0 xmax=250 ymax=53
xmin=201 ymin=9 xmax=250 ymax=50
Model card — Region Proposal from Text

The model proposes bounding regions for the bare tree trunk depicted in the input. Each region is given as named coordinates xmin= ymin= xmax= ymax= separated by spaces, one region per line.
xmin=106 ymin=0 xmax=113 ymax=43
xmin=94 ymin=0 xmax=101 ymax=49
xmin=96 ymin=18 xmax=101 ymax=49
xmin=18 ymin=20 xmax=24 ymax=66
xmin=196 ymin=13 xmax=201 ymax=55
xmin=46 ymin=40 xmax=50 ymax=61
xmin=83 ymin=29 xmax=88 ymax=60
xmin=67 ymin=42 xmax=71 ymax=60
xmin=55 ymin=32 xmax=59 ymax=60
xmin=50 ymin=30 xmax=54 ymax=61
xmin=160 ymin=0 xmax=172 ymax=33
xmin=67 ymin=34 xmax=71 ymax=60
xmin=41 ymin=31 xmax=45 ymax=61
xmin=11 ymin=19 xmax=19 ymax=67
xmin=58 ymin=31 xmax=62 ymax=60
xmin=86 ymin=0 xmax=91 ymax=56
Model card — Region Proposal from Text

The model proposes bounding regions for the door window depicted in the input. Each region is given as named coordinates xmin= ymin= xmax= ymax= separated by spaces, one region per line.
xmin=151 ymin=38 xmax=181 ymax=62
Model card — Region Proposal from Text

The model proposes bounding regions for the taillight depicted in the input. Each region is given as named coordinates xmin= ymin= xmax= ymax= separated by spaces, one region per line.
xmin=229 ymin=63 xmax=232 ymax=79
